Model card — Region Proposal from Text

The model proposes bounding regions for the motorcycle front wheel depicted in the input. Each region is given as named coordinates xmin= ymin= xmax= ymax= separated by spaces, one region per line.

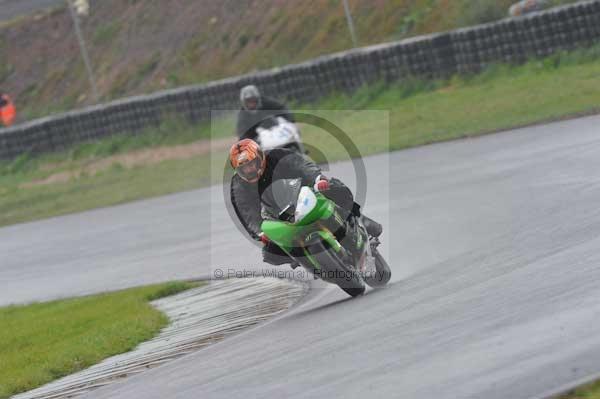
xmin=364 ymin=247 xmax=392 ymax=287
xmin=305 ymin=240 xmax=366 ymax=297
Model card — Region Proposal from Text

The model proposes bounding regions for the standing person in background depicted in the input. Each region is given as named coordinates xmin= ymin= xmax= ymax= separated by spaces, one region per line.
xmin=0 ymin=92 xmax=16 ymax=127
xmin=236 ymin=85 xmax=295 ymax=141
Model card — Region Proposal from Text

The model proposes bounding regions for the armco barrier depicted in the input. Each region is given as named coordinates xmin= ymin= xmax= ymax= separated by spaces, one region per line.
xmin=1 ymin=0 xmax=599 ymax=159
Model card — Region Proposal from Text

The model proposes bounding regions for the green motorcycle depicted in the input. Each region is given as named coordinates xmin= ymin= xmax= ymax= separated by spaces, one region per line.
xmin=260 ymin=178 xmax=391 ymax=297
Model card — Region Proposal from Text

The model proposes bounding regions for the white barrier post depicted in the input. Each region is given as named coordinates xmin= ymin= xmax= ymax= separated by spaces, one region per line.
xmin=342 ymin=0 xmax=358 ymax=47
xmin=67 ymin=0 xmax=99 ymax=102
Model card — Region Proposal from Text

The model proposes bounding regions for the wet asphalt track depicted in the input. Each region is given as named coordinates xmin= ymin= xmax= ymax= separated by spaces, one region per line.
xmin=2 ymin=115 xmax=600 ymax=398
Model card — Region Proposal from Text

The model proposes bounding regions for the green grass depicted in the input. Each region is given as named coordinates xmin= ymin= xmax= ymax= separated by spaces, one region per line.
xmin=303 ymin=46 xmax=600 ymax=154
xmin=0 ymin=281 xmax=200 ymax=399
xmin=0 ymin=116 xmax=215 ymax=179
xmin=0 ymin=114 xmax=226 ymax=171
xmin=1 ymin=46 xmax=600 ymax=227
xmin=0 ymin=156 xmax=213 ymax=226
xmin=63 ymin=117 xmax=214 ymax=159
xmin=561 ymin=380 xmax=600 ymax=399
xmin=93 ymin=21 xmax=121 ymax=46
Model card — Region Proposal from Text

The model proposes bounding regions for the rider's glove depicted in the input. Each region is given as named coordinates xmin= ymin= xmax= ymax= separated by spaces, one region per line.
xmin=313 ymin=175 xmax=330 ymax=192
xmin=259 ymin=232 xmax=270 ymax=246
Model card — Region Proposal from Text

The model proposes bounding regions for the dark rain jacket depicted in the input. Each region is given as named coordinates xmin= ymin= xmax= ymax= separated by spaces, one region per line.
xmin=230 ymin=148 xmax=356 ymax=241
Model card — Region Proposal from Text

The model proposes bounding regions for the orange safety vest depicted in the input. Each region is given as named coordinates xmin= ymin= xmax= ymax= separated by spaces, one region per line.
xmin=0 ymin=94 xmax=16 ymax=127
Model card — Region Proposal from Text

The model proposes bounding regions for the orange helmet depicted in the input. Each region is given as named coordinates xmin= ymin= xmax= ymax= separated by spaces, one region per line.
xmin=229 ymin=139 xmax=266 ymax=183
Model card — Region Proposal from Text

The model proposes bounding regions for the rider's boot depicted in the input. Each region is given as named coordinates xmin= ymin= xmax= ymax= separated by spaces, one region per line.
xmin=361 ymin=215 xmax=383 ymax=238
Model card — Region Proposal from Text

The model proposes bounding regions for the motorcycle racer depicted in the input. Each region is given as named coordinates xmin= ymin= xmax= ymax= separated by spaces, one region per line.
xmin=229 ymin=139 xmax=382 ymax=266
xmin=236 ymin=85 xmax=295 ymax=141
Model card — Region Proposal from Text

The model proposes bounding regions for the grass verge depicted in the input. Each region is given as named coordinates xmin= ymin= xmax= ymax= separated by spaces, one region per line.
xmin=1 ymin=46 xmax=600 ymax=227
xmin=0 ymin=281 xmax=200 ymax=399
xmin=560 ymin=380 xmax=600 ymax=399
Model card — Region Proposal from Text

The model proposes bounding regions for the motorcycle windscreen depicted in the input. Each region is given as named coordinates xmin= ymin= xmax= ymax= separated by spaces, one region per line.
xmin=294 ymin=187 xmax=317 ymax=224
xmin=261 ymin=178 xmax=302 ymax=222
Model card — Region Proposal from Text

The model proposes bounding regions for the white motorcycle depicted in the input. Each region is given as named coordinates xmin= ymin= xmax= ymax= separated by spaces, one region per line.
xmin=255 ymin=117 xmax=306 ymax=154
